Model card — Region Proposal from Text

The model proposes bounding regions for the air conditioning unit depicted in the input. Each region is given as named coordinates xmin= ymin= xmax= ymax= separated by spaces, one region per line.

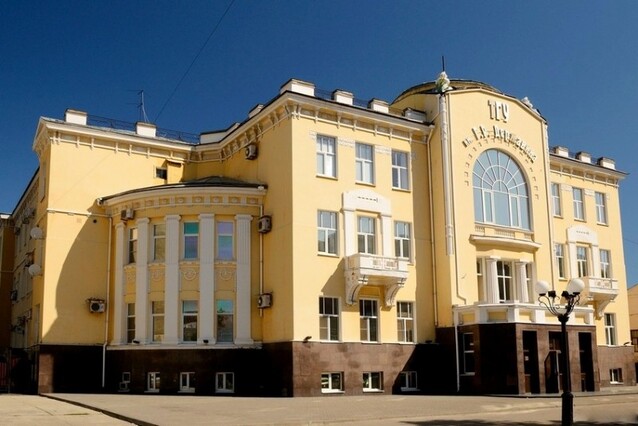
xmin=12 ymin=325 xmax=24 ymax=334
xmin=245 ymin=144 xmax=258 ymax=160
xmin=120 ymin=208 xmax=135 ymax=221
xmin=257 ymin=293 xmax=272 ymax=309
xmin=88 ymin=299 xmax=106 ymax=313
xmin=118 ymin=381 xmax=130 ymax=392
xmin=258 ymin=215 xmax=272 ymax=233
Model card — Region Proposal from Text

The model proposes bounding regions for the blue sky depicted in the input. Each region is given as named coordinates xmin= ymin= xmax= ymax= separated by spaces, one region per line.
xmin=1 ymin=1 xmax=638 ymax=286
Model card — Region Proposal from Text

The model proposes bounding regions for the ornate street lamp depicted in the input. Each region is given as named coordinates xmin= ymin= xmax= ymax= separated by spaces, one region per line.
xmin=535 ymin=278 xmax=585 ymax=426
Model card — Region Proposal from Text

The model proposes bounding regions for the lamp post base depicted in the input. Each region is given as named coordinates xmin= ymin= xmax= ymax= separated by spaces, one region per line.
xmin=561 ymin=390 xmax=574 ymax=426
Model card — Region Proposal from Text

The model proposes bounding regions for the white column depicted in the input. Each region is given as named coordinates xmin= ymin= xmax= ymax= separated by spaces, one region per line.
xmin=235 ymin=214 xmax=253 ymax=344
xmin=343 ymin=208 xmax=356 ymax=256
xmin=486 ymin=257 xmax=499 ymax=304
xmin=164 ymin=215 xmax=181 ymax=344
xmin=568 ymin=242 xmax=577 ymax=281
xmin=591 ymin=244 xmax=600 ymax=278
xmin=112 ymin=222 xmax=126 ymax=344
xmin=199 ymin=213 xmax=215 ymax=344
xmin=515 ymin=261 xmax=529 ymax=303
xmin=380 ymin=213 xmax=392 ymax=257
xmin=134 ymin=218 xmax=150 ymax=343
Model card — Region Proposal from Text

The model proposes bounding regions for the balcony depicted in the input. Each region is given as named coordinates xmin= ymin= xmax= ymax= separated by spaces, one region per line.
xmin=579 ymin=276 xmax=619 ymax=318
xmin=344 ymin=253 xmax=409 ymax=306
xmin=453 ymin=302 xmax=595 ymax=326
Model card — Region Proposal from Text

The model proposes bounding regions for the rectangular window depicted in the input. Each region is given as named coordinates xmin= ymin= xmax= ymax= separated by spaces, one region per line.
xmin=610 ymin=368 xmax=623 ymax=384
xmin=576 ymin=246 xmax=589 ymax=277
xmin=179 ymin=372 xmax=195 ymax=393
xmin=595 ymin=192 xmax=608 ymax=224
xmin=182 ymin=300 xmax=198 ymax=342
xmin=605 ymin=313 xmax=617 ymax=346
xmin=153 ymin=224 xmax=166 ymax=262
xmin=152 ymin=301 xmax=164 ymax=342
xmin=128 ymin=228 xmax=138 ymax=263
xmin=316 ymin=135 xmax=336 ymax=178
xmin=392 ymin=150 xmax=409 ymax=190
xmin=319 ymin=296 xmax=340 ymax=341
xmin=155 ymin=167 xmax=167 ymax=180
xmin=183 ymin=222 xmax=199 ymax=259
xmin=215 ymin=372 xmax=234 ymax=393
xmin=216 ymin=299 xmax=234 ymax=343
xmin=357 ymin=216 xmax=376 ymax=255
xmin=600 ymin=249 xmax=611 ymax=279
xmin=551 ymin=183 xmax=562 ymax=217
xmin=127 ymin=303 xmax=135 ymax=343
xmin=555 ymin=244 xmax=565 ymax=279
xmin=399 ymin=371 xmax=418 ymax=391
xmin=496 ymin=261 xmax=512 ymax=302
xmin=362 ymin=372 xmax=383 ymax=392
xmin=147 ymin=372 xmax=160 ymax=392
xmin=573 ymin=187 xmax=585 ymax=220
xmin=321 ymin=372 xmax=343 ymax=393
xmin=317 ymin=211 xmax=338 ymax=255
xmin=217 ymin=221 xmax=234 ymax=260
xmin=462 ymin=333 xmax=475 ymax=374
xmin=394 ymin=222 xmax=411 ymax=260
xmin=355 ymin=142 xmax=374 ymax=184
xmin=397 ymin=302 xmax=414 ymax=343
xmin=119 ymin=372 xmax=131 ymax=392
xmin=630 ymin=330 xmax=638 ymax=353
xmin=359 ymin=299 xmax=378 ymax=342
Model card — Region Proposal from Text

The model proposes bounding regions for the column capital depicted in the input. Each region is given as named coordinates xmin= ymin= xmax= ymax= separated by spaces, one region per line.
xmin=199 ymin=213 xmax=215 ymax=220
xmin=235 ymin=214 xmax=253 ymax=222
xmin=165 ymin=214 xmax=181 ymax=222
xmin=135 ymin=217 xmax=150 ymax=226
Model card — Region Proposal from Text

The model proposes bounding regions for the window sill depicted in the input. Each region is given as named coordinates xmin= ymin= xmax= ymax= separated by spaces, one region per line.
xmin=316 ymin=174 xmax=338 ymax=180
xmin=460 ymin=372 xmax=476 ymax=377
xmin=363 ymin=389 xmax=384 ymax=393
xmin=321 ymin=390 xmax=345 ymax=394
xmin=355 ymin=181 xmax=376 ymax=187
xmin=318 ymin=252 xmax=339 ymax=258
xmin=392 ymin=187 xmax=411 ymax=193
xmin=215 ymin=390 xmax=235 ymax=394
xmin=178 ymin=389 xmax=195 ymax=394
xmin=145 ymin=390 xmax=160 ymax=394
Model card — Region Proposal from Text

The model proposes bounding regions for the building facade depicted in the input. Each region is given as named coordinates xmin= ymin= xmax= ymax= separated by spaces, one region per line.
xmin=1 ymin=75 xmax=635 ymax=396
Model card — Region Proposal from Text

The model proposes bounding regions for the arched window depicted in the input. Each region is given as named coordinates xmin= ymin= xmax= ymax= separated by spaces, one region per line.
xmin=473 ymin=150 xmax=530 ymax=230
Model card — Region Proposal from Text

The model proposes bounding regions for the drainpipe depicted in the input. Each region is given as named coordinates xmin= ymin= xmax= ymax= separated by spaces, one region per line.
xmin=454 ymin=309 xmax=460 ymax=392
xmin=427 ymin=132 xmax=439 ymax=327
xmin=102 ymin=216 xmax=112 ymax=388
xmin=259 ymin=204 xmax=264 ymax=318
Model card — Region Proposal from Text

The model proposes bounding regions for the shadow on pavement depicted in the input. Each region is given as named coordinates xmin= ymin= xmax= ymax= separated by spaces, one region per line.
xmin=401 ymin=419 xmax=638 ymax=426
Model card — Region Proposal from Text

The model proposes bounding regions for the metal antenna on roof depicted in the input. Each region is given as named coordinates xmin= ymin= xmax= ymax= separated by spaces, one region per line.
xmin=138 ymin=90 xmax=149 ymax=123
xmin=442 ymin=55 xmax=446 ymax=72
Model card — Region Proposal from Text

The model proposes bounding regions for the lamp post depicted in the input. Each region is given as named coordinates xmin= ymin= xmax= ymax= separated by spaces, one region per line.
xmin=535 ymin=278 xmax=585 ymax=426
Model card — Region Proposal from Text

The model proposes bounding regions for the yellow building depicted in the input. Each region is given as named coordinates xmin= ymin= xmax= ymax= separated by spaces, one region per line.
xmin=2 ymin=74 xmax=635 ymax=396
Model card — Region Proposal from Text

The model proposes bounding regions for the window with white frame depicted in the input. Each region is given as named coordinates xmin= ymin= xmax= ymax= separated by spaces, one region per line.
xmin=182 ymin=300 xmax=198 ymax=342
xmin=119 ymin=372 xmax=131 ymax=392
xmin=462 ymin=333 xmax=475 ymax=374
xmin=576 ymin=246 xmax=589 ymax=277
xmin=183 ymin=222 xmax=199 ymax=259
xmin=595 ymin=192 xmax=608 ymax=224
xmin=321 ymin=372 xmax=343 ymax=393
xmin=600 ymin=249 xmax=611 ymax=279
xmin=610 ymin=368 xmax=623 ymax=384
xmin=357 ymin=216 xmax=376 ymax=255
xmin=362 ymin=371 xmax=383 ymax=392
xmin=392 ymin=150 xmax=409 ymax=190
xmin=359 ymin=299 xmax=378 ymax=342
xmin=473 ymin=150 xmax=530 ymax=230
xmin=496 ymin=261 xmax=512 ymax=302
xmin=317 ymin=211 xmax=338 ymax=255
xmin=319 ymin=296 xmax=339 ymax=341
xmin=316 ymin=135 xmax=336 ymax=178
xmin=573 ymin=187 xmax=585 ymax=220
xmin=179 ymin=372 xmax=195 ymax=393
xmin=605 ymin=313 xmax=617 ymax=346
xmin=153 ymin=224 xmax=165 ymax=261
xmin=216 ymin=299 xmax=234 ymax=343
xmin=128 ymin=228 xmax=138 ymax=263
xmin=127 ymin=303 xmax=135 ymax=343
xmin=216 ymin=221 xmax=234 ymax=260
xmin=399 ymin=371 xmax=418 ymax=391
xmin=355 ymin=142 xmax=374 ymax=184
xmin=397 ymin=301 xmax=414 ymax=343
xmin=394 ymin=222 xmax=411 ymax=260
xmin=551 ymin=183 xmax=562 ymax=217
xmin=147 ymin=372 xmax=160 ymax=392
xmin=152 ymin=301 xmax=164 ymax=342
xmin=215 ymin=372 xmax=234 ymax=393
xmin=555 ymin=244 xmax=566 ymax=279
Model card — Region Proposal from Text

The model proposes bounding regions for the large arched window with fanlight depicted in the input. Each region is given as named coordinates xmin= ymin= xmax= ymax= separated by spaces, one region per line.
xmin=473 ymin=149 xmax=530 ymax=230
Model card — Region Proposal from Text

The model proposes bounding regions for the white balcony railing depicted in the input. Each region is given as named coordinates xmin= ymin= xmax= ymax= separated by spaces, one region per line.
xmin=344 ymin=253 xmax=409 ymax=307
